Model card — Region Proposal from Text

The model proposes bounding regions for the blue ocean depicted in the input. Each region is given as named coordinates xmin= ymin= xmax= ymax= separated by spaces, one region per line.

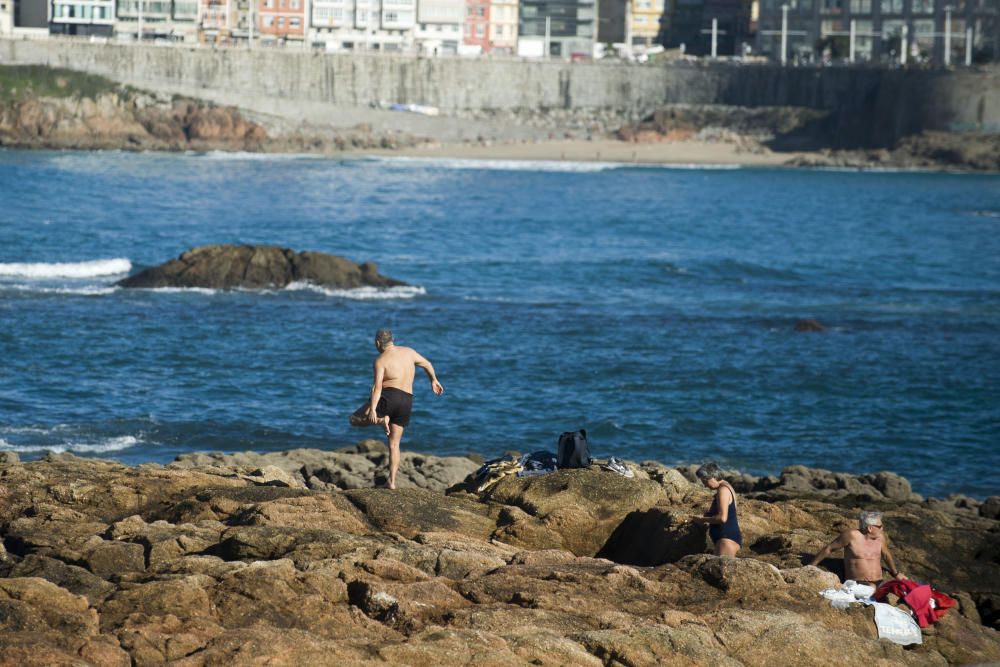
xmin=1 ymin=150 xmax=998 ymax=499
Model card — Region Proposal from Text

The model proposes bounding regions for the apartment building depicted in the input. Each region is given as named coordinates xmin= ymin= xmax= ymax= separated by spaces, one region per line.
xmin=664 ymin=0 xmax=751 ymax=54
xmin=463 ymin=0 xmax=488 ymax=50
xmin=630 ymin=0 xmax=665 ymax=44
xmin=1 ymin=0 xmax=13 ymax=33
xmin=307 ymin=0 xmax=417 ymax=49
xmin=259 ymin=0 xmax=307 ymax=41
xmin=116 ymin=0 xmax=198 ymax=41
xmin=488 ymin=0 xmax=516 ymax=51
xmin=49 ymin=0 xmax=114 ymax=34
xmin=518 ymin=0 xmax=595 ymax=56
xmin=413 ymin=0 xmax=463 ymax=53
xmin=756 ymin=0 xmax=999 ymax=63
xmin=198 ymin=0 xmax=231 ymax=40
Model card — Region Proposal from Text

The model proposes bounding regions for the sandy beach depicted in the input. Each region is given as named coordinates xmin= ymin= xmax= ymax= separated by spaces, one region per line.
xmin=359 ymin=138 xmax=802 ymax=167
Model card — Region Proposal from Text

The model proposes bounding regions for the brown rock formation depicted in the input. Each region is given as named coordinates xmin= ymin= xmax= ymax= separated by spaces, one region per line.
xmin=0 ymin=92 xmax=268 ymax=152
xmin=0 ymin=448 xmax=998 ymax=666
xmin=116 ymin=244 xmax=410 ymax=290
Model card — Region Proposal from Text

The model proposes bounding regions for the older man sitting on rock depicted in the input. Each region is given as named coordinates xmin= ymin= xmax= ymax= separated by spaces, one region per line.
xmin=809 ymin=510 xmax=906 ymax=586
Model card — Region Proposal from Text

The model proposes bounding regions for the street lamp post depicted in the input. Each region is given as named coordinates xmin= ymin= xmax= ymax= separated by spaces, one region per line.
xmin=544 ymin=15 xmax=550 ymax=58
xmin=711 ymin=17 xmax=718 ymax=58
xmin=849 ymin=18 xmax=855 ymax=63
xmin=965 ymin=25 xmax=972 ymax=65
xmin=900 ymin=23 xmax=907 ymax=65
xmin=780 ymin=3 xmax=788 ymax=65
xmin=248 ymin=0 xmax=254 ymax=47
xmin=138 ymin=0 xmax=143 ymax=40
xmin=944 ymin=4 xmax=952 ymax=66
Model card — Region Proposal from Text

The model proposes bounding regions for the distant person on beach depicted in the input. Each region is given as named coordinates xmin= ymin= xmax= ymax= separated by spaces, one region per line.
xmin=349 ymin=328 xmax=443 ymax=490
xmin=688 ymin=462 xmax=742 ymax=556
xmin=808 ymin=510 xmax=906 ymax=585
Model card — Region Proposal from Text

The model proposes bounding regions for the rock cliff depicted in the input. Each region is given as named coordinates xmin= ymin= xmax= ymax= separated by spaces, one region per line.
xmin=0 ymin=444 xmax=997 ymax=666
xmin=0 ymin=65 xmax=428 ymax=153
xmin=117 ymin=244 xmax=409 ymax=290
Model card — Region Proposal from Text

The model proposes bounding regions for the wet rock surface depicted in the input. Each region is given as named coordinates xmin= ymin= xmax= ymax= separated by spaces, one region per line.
xmin=116 ymin=244 xmax=410 ymax=290
xmin=0 ymin=448 xmax=998 ymax=666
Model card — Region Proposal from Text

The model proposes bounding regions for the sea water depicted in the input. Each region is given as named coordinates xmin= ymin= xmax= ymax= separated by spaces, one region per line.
xmin=1 ymin=150 xmax=998 ymax=499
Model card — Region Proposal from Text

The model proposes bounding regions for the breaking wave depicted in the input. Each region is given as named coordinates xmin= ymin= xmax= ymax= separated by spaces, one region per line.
xmin=0 ymin=258 xmax=132 ymax=279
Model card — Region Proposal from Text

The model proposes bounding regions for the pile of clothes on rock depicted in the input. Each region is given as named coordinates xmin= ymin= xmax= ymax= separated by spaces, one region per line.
xmin=475 ymin=428 xmax=636 ymax=492
xmin=819 ymin=579 xmax=957 ymax=646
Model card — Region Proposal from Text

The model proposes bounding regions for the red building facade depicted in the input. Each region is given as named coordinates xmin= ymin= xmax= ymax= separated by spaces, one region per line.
xmin=464 ymin=0 xmax=490 ymax=51
xmin=258 ymin=0 xmax=305 ymax=40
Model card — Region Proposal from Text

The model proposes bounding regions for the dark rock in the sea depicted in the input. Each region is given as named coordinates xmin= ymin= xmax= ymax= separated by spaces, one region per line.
xmin=794 ymin=318 xmax=826 ymax=332
xmin=117 ymin=244 xmax=409 ymax=290
xmin=981 ymin=496 xmax=1000 ymax=521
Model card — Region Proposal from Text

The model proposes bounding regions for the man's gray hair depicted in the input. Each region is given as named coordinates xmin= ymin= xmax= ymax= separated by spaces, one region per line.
xmin=696 ymin=462 xmax=722 ymax=481
xmin=375 ymin=328 xmax=394 ymax=346
xmin=859 ymin=510 xmax=883 ymax=530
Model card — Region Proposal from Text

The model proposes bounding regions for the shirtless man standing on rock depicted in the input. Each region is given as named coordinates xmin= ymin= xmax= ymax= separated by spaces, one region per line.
xmin=809 ymin=510 xmax=906 ymax=585
xmin=350 ymin=329 xmax=443 ymax=489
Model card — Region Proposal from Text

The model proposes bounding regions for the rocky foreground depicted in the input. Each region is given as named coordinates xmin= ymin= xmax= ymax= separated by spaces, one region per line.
xmin=0 ymin=443 xmax=998 ymax=666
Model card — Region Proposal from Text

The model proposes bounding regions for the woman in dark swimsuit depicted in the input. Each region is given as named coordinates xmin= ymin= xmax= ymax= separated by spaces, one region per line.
xmin=690 ymin=461 xmax=742 ymax=556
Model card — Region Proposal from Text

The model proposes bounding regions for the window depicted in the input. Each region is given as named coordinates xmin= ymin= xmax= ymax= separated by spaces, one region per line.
xmin=277 ymin=16 xmax=284 ymax=25
xmin=476 ymin=5 xmax=484 ymax=15
xmin=333 ymin=7 xmax=342 ymax=17
xmin=880 ymin=0 xmax=902 ymax=13
xmin=290 ymin=16 xmax=300 ymax=25
xmin=911 ymin=0 xmax=932 ymax=13
xmin=849 ymin=0 xmax=870 ymax=13
xmin=264 ymin=0 xmax=273 ymax=8
xmin=475 ymin=22 xmax=483 ymax=34
xmin=385 ymin=10 xmax=397 ymax=20
xmin=263 ymin=14 xmax=273 ymax=25
xmin=290 ymin=0 xmax=299 ymax=7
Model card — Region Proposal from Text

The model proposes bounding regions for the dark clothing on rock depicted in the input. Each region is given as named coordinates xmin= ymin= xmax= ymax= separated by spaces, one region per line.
xmin=707 ymin=490 xmax=743 ymax=546
xmin=353 ymin=387 xmax=413 ymax=427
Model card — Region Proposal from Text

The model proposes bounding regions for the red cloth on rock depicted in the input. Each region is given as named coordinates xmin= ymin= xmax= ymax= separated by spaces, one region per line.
xmin=873 ymin=579 xmax=957 ymax=628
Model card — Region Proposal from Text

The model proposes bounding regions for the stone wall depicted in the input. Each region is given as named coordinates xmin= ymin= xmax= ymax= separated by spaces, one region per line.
xmin=1 ymin=38 xmax=997 ymax=145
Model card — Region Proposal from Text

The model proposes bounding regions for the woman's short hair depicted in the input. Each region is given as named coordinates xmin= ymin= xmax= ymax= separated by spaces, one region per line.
xmin=696 ymin=462 xmax=722 ymax=481
xmin=859 ymin=510 xmax=883 ymax=530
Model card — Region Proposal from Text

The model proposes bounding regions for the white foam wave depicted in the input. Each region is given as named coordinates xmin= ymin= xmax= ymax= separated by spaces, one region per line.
xmin=191 ymin=150 xmax=324 ymax=161
xmin=0 ymin=435 xmax=140 ymax=454
xmin=2 ymin=284 xmax=119 ymax=296
xmin=366 ymin=156 xmax=743 ymax=173
xmin=136 ymin=286 xmax=220 ymax=295
xmin=0 ymin=258 xmax=131 ymax=279
xmin=285 ymin=282 xmax=427 ymax=300
xmin=369 ymin=156 xmax=622 ymax=172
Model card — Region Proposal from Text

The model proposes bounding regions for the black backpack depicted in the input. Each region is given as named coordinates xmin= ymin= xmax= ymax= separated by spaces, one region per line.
xmin=557 ymin=429 xmax=591 ymax=469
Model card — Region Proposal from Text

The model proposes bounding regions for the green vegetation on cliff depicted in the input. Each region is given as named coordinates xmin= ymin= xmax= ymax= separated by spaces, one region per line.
xmin=0 ymin=65 xmax=120 ymax=103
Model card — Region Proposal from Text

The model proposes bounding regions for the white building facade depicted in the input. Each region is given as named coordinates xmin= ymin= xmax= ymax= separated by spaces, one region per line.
xmin=487 ymin=0 xmax=515 ymax=53
xmin=309 ymin=0 xmax=416 ymax=50
xmin=50 ymin=0 xmax=115 ymax=35
xmin=115 ymin=0 xmax=198 ymax=41
xmin=413 ymin=0 xmax=462 ymax=53
xmin=0 ymin=0 xmax=13 ymax=34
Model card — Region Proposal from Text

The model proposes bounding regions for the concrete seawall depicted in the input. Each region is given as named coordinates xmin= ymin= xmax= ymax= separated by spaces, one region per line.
xmin=2 ymin=38 xmax=997 ymax=146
